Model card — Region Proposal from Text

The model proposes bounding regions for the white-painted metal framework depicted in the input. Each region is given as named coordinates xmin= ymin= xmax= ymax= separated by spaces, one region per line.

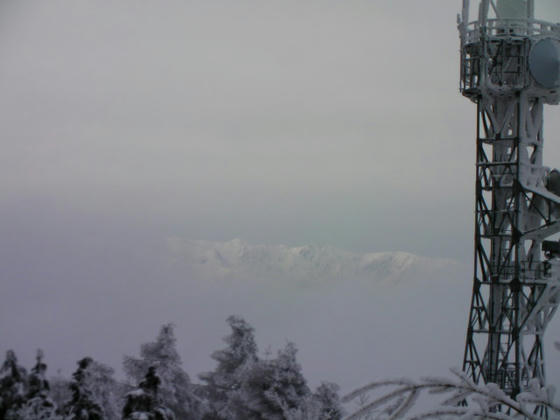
xmin=458 ymin=0 xmax=560 ymax=405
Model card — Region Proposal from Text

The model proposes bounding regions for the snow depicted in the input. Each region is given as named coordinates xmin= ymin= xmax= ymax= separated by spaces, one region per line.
xmin=126 ymin=389 xmax=146 ymax=397
xmin=165 ymin=238 xmax=460 ymax=284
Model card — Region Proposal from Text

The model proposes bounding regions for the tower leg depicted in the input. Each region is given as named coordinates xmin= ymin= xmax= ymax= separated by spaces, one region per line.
xmin=463 ymin=94 xmax=551 ymax=400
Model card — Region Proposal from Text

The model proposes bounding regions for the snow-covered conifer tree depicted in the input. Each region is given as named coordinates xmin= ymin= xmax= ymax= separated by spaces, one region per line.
xmin=63 ymin=357 xmax=104 ymax=420
xmin=17 ymin=349 xmax=61 ymax=420
xmin=0 ymin=350 xmax=29 ymax=420
xmin=218 ymin=341 xmax=311 ymax=420
xmin=49 ymin=375 xmax=72 ymax=415
xmin=122 ymin=366 xmax=175 ymax=420
xmin=200 ymin=315 xmax=258 ymax=393
xmin=257 ymin=342 xmax=310 ymax=419
xmin=199 ymin=316 xmax=258 ymax=419
xmin=85 ymin=360 xmax=122 ymax=420
xmin=311 ymin=382 xmax=343 ymax=420
xmin=123 ymin=324 xmax=198 ymax=419
xmin=221 ymin=357 xmax=270 ymax=419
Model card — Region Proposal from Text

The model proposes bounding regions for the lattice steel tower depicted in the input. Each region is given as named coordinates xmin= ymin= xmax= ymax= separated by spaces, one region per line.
xmin=459 ymin=0 xmax=560 ymax=400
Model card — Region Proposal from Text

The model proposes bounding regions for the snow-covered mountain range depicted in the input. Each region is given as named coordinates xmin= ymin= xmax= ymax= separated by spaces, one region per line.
xmin=165 ymin=238 xmax=461 ymax=284
xmin=1 ymin=234 xmax=481 ymax=394
xmin=158 ymin=238 xmax=473 ymax=389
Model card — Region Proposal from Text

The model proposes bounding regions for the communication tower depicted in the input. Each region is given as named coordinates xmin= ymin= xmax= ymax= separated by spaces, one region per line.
xmin=458 ymin=0 xmax=560 ymax=400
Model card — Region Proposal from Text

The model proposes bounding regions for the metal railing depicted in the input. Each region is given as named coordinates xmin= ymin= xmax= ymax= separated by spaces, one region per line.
xmin=479 ymin=261 xmax=549 ymax=283
xmin=463 ymin=18 xmax=560 ymax=44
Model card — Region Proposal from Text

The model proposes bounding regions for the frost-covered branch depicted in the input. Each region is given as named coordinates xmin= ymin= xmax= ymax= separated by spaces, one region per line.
xmin=343 ymin=368 xmax=560 ymax=420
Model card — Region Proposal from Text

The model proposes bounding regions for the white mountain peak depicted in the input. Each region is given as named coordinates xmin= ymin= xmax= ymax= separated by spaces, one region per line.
xmin=166 ymin=238 xmax=460 ymax=283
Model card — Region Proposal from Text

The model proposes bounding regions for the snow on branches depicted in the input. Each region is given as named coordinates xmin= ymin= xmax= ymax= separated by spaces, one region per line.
xmin=342 ymin=368 xmax=559 ymax=420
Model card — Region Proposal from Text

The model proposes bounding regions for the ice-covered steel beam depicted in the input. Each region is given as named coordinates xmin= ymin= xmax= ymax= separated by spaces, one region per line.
xmin=458 ymin=0 xmax=560 ymax=411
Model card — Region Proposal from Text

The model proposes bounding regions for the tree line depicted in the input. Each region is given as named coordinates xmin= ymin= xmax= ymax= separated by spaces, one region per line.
xmin=0 ymin=316 xmax=343 ymax=420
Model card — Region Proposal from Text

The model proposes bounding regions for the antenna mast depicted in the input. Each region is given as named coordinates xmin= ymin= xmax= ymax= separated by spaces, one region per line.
xmin=459 ymin=0 xmax=560 ymax=403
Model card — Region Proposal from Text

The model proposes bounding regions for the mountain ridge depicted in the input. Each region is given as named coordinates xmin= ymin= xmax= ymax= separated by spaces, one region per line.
xmin=165 ymin=238 xmax=462 ymax=284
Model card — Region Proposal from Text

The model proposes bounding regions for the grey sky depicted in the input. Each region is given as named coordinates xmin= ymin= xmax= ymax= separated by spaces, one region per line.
xmin=1 ymin=0 xmax=536 ymax=260
xmin=3 ymin=0 xmax=560 ymax=391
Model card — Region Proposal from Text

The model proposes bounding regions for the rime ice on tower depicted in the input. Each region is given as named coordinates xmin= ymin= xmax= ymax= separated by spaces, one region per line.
xmin=458 ymin=0 xmax=560 ymax=401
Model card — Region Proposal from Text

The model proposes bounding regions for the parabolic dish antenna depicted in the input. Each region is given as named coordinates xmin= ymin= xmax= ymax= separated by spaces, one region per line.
xmin=529 ymin=38 xmax=560 ymax=89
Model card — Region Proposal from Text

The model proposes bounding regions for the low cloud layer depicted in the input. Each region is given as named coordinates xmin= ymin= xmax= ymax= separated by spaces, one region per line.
xmin=1 ymin=229 xmax=473 ymax=390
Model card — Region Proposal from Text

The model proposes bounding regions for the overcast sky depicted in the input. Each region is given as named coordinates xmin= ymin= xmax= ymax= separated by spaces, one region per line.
xmin=3 ymin=0 xmax=560 ymax=390
xmin=3 ymin=1 xmax=560 ymax=261
xmin=3 ymin=0 xmax=545 ymax=261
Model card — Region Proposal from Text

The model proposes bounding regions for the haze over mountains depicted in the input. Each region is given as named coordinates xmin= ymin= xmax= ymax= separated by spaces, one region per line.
xmin=5 ymin=3 xmax=560 ymax=415
xmin=3 ymin=236 xmax=560 ymax=393
xmin=0 ymin=237 xmax=480 ymax=388
xmin=165 ymin=238 xmax=460 ymax=284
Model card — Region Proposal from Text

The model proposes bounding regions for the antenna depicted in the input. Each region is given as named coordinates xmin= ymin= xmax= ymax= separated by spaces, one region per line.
xmin=459 ymin=0 xmax=560 ymax=414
